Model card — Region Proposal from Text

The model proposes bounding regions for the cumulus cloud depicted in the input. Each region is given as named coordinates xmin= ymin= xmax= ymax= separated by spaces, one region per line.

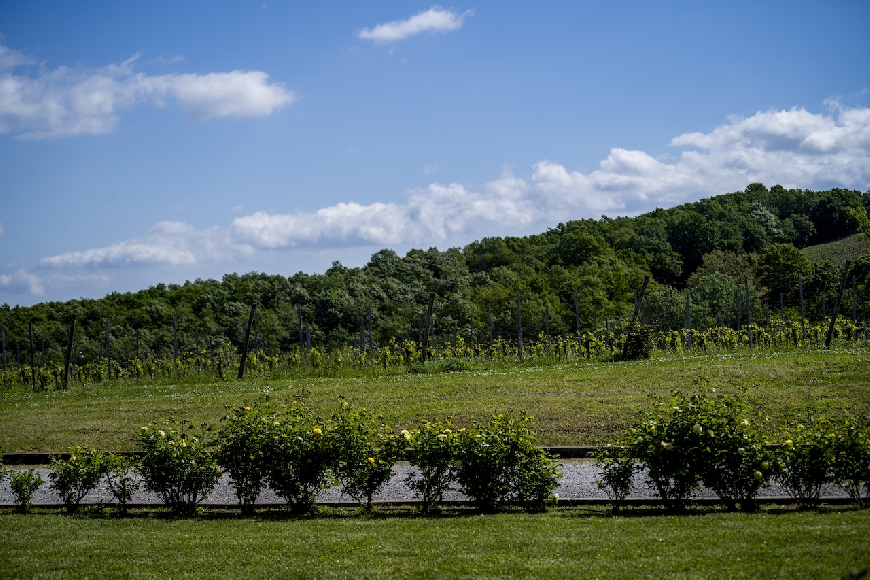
xmin=358 ymin=6 xmax=471 ymax=42
xmin=228 ymin=104 xmax=870 ymax=249
xmin=0 ymin=42 xmax=295 ymax=139
xmin=23 ymin=102 xmax=870 ymax=291
xmin=38 ymin=221 xmax=253 ymax=269
xmin=0 ymin=270 xmax=45 ymax=295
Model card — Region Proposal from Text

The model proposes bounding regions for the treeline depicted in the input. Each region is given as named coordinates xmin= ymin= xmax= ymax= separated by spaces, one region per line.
xmin=1 ymin=183 xmax=868 ymax=363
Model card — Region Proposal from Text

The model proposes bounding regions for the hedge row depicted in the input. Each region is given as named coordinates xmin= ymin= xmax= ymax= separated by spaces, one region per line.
xmin=2 ymin=394 xmax=868 ymax=515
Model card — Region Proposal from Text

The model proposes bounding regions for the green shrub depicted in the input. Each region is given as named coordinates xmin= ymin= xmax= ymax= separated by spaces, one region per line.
xmin=333 ymin=401 xmax=405 ymax=511
xmin=689 ymin=395 xmax=772 ymax=511
xmin=621 ymin=323 xmax=652 ymax=360
xmin=406 ymin=421 xmax=457 ymax=512
xmin=49 ymin=447 xmax=109 ymax=513
xmin=104 ymin=454 xmax=141 ymax=514
xmin=10 ymin=469 xmax=43 ymax=513
xmin=136 ymin=420 xmax=220 ymax=514
xmin=629 ymin=393 xmax=772 ymax=512
xmin=829 ymin=419 xmax=870 ymax=506
xmin=263 ymin=403 xmax=337 ymax=514
xmin=455 ymin=414 xmax=560 ymax=513
xmin=774 ymin=424 xmax=833 ymax=506
xmin=214 ymin=404 xmax=271 ymax=514
xmin=595 ymin=445 xmax=636 ymax=513
xmin=628 ymin=405 xmax=703 ymax=512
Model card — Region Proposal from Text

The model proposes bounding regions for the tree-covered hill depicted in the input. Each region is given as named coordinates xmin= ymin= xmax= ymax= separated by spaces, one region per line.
xmin=2 ymin=183 xmax=868 ymax=362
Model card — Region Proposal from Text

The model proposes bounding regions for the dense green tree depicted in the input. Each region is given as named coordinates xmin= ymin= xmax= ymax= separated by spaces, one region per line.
xmin=757 ymin=244 xmax=813 ymax=307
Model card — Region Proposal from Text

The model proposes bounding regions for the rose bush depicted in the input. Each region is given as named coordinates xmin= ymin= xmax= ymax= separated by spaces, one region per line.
xmin=456 ymin=414 xmax=560 ymax=513
xmin=136 ymin=420 xmax=220 ymax=514
xmin=406 ymin=420 xmax=457 ymax=512
xmin=333 ymin=400 xmax=405 ymax=511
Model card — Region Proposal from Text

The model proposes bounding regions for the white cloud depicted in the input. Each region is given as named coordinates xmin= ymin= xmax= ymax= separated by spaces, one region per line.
xmin=0 ymin=37 xmax=37 ymax=70
xmin=38 ymin=220 xmax=253 ymax=269
xmin=0 ymin=42 xmax=295 ymax=139
xmin=0 ymin=270 xmax=45 ymax=295
xmin=25 ymin=102 xmax=870 ymax=283
xmin=358 ymin=6 xmax=471 ymax=42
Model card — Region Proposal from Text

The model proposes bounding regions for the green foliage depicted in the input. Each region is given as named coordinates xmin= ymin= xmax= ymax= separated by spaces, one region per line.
xmin=104 ymin=454 xmax=140 ymax=514
xmin=629 ymin=393 xmax=772 ymax=511
xmin=774 ymin=424 xmax=833 ymax=507
xmin=802 ymin=233 xmax=870 ymax=268
xmin=48 ymin=447 xmax=108 ymax=513
xmin=628 ymin=401 xmax=703 ymax=512
xmin=214 ymin=402 xmax=271 ymax=513
xmin=827 ymin=419 xmax=870 ymax=507
xmin=595 ymin=445 xmax=636 ymax=513
xmin=135 ymin=420 xmax=220 ymax=514
xmin=758 ymin=244 xmax=813 ymax=306
xmin=849 ymin=205 xmax=870 ymax=236
xmin=333 ymin=401 xmax=405 ymax=511
xmin=689 ymin=396 xmax=771 ymax=511
xmin=455 ymin=414 xmax=560 ymax=513
xmin=2 ymin=186 xmax=864 ymax=370
xmin=621 ymin=323 xmax=651 ymax=360
xmin=645 ymin=288 xmax=685 ymax=331
xmin=406 ymin=420 xmax=458 ymax=512
xmin=263 ymin=401 xmax=337 ymax=514
xmin=10 ymin=469 xmax=43 ymax=513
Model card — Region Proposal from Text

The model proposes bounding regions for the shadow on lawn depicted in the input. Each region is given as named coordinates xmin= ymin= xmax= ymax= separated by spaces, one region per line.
xmin=4 ymin=502 xmax=863 ymax=521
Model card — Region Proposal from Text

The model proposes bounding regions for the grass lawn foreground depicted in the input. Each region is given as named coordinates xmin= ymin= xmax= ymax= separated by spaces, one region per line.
xmin=0 ymin=507 xmax=868 ymax=578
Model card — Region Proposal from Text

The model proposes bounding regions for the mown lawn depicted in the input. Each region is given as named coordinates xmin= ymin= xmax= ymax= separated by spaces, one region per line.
xmin=1 ymin=348 xmax=869 ymax=452
xmin=0 ymin=507 xmax=868 ymax=578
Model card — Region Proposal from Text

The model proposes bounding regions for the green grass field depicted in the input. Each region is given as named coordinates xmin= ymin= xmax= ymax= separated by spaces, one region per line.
xmin=2 ymin=348 xmax=869 ymax=452
xmin=802 ymin=233 xmax=870 ymax=265
xmin=0 ymin=507 xmax=868 ymax=578
xmin=2 ymin=348 xmax=869 ymax=578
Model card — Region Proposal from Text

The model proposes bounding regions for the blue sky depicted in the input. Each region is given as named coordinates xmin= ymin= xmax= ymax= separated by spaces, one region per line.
xmin=1 ymin=1 xmax=869 ymax=305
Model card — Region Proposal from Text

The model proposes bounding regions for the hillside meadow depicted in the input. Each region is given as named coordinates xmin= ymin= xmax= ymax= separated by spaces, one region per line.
xmin=2 ymin=347 xmax=868 ymax=453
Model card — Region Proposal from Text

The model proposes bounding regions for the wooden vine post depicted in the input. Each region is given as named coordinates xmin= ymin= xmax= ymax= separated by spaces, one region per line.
xmin=630 ymin=275 xmax=649 ymax=325
xmin=238 ymin=302 xmax=257 ymax=379
xmin=825 ymin=261 xmax=851 ymax=349
xmin=516 ymin=290 xmax=523 ymax=359
xmin=63 ymin=315 xmax=77 ymax=389
xmin=29 ymin=322 xmax=35 ymax=390
xmin=422 ymin=292 xmax=435 ymax=362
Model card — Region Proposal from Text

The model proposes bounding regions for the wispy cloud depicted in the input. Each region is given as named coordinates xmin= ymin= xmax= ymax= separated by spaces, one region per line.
xmin=0 ymin=42 xmax=295 ymax=139
xmin=147 ymin=55 xmax=185 ymax=65
xmin=38 ymin=221 xmax=253 ymax=269
xmin=22 ymin=102 xmax=870 ymax=296
xmin=0 ymin=36 xmax=37 ymax=70
xmin=0 ymin=270 xmax=45 ymax=296
xmin=358 ymin=6 xmax=471 ymax=42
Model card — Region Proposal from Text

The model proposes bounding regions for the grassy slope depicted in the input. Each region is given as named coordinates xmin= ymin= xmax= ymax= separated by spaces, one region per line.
xmin=2 ymin=349 xmax=869 ymax=452
xmin=0 ymin=508 xmax=868 ymax=578
xmin=802 ymin=233 xmax=870 ymax=264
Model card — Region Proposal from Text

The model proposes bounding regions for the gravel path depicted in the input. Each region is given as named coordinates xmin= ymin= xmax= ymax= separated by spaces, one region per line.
xmin=0 ymin=462 xmax=850 ymax=507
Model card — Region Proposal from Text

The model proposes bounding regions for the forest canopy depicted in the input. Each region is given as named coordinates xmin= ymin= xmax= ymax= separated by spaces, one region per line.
xmin=2 ymin=184 xmax=868 ymax=361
